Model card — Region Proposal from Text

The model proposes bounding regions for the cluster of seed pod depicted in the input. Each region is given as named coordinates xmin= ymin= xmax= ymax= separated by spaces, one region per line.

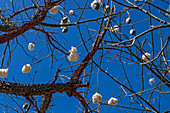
xmin=92 ymin=92 xmax=118 ymax=106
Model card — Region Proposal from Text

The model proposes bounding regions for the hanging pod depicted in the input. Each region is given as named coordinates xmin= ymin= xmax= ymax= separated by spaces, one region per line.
xmin=91 ymin=0 xmax=102 ymax=10
xmin=49 ymin=6 xmax=58 ymax=14
xmin=62 ymin=27 xmax=68 ymax=33
xmin=92 ymin=92 xmax=102 ymax=104
xmin=0 ymin=68 xmax=8 ymax=78
xmin=149 ymin=78 xmax=155 ymax=85
xmin=130 ymin=29 xmax=136 ymax=35
xmin=22 ymin=64 xmax=31 ymax=73
xmin=69 ymin=10 xmax=74 ymax=16
xmin=104 ymin=5 xmax=110 ymax=13
xmin=23 ymin=102 xmax=28 ymax=109
xmin=28 ymin=43 xmax=35 ymax=51
xmin=108 ymin=97 xmax=118 ymax=106
xmin=67 ymin=46 xmax=79 ymax=61
xmin=142 ymin=52 xmax=151 ymax=62
xmin=126 ymin=17 xmax=131 ymax=24
xmin=62 ymin=17 xmax=69 ymax=24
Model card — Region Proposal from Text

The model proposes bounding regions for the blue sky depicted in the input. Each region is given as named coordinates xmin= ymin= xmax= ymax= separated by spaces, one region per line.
xmin=0 ymin=0 xmax=170 ymax=113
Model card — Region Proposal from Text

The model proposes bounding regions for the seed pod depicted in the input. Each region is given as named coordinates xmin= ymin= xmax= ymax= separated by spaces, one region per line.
xmin=130 ymin=29 xmax=136 ymax=35
xmin=68 ymin=46 xmax=79 ymax=61
xmin=0 ymin=68 xmax=8 ymax=78
xmin=22 ymin=64 xmax=31 ymax=73
xmin=23 ymin=102 xmax=28 ymax=109
xmin=28 ymin=43 xmax=35 ymax=51
xmin=108 ymin=97 xmax=118 ymax=106
xmin=142 ymin=52 xmax=151 ymax=62
xmin=60 ymin=17 xmax=70 ymax=28
xmin=126 ymin=17 xmax=131 ymax=24
xmin=62 ymin=17 xmax=69 ymax=23
xmin=110 ymin=25 xmax=119 ymax=32
xmin=91 ymin=1 xmax=100 ymax=10
xmin=104 ymin=5 xmax=110 ymax=13
xmin=49 ymin=6 xmax=58 ymax=14
xmin=92 ymin=92 xmax=102 ymax=104
xmin=62 ymin=27 xmax=68 ymax=33
xmin=69 ymin=10 xmax=74 ymax=16
xmin=149 ymin=78 xmax=155 ymax=85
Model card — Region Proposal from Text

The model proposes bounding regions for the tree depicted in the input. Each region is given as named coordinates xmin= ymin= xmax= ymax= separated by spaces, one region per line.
xmin=0 ymin=0 xmax=170 ymax=112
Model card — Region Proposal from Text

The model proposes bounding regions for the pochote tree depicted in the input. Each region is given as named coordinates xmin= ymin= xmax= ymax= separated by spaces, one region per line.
xmin=0 ymin=0 xmax=170 ymax=113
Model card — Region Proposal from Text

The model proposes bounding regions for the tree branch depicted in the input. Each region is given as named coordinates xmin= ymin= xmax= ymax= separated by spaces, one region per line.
xmin=0 ymin=80 xmax=88 ymax=96
xmin=0 ymin=0 xmax=64 ymax=44
xmin=71 ymin=13 xmax=111 ymax=81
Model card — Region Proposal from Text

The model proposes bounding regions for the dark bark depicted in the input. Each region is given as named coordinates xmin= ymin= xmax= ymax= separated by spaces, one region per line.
xmin=0 ymin=80 xmax=88 ymax=96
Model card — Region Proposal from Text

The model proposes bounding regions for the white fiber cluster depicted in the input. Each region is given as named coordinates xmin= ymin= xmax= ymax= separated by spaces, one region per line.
xmin=149 ymin=78 xmax=155 ymax=85
xmin=130 ymin=29 xmax=136 ymax=35
xmin=23 ymin=102 xmax=28 ymax=109
xmin=104 ymin=5 xmax=110 ymax=13
xmin=92 ymin=92 xmax=102 ymax=104
xmin=69 ymin=10 xmax=74 ymax=16
xmin=60 ymin=17 xmax=70 ymax=28
xmin=108 ymin=97 xmax=118 ymax=106
xmin=49 ymin=6 xmax=58 ymax=14
xmin=142 ymin=53 xmax=151 ymax=62
xmin=22 ymin=64 xmax=31 ymax=73
xmin=0 ymin=68 xmax=8 ymax=78
xmin=68 ymin=46 xmax=79 ymax=61
xmin=126 ymin=17 xmax=131 ymax=24
xmin=91 ymin=0 xmax=102 ymax=10
xmin=28 ymin=43 xmax=35 ymax=51
xmin=110 ymin=25 xmax=119 ymax=32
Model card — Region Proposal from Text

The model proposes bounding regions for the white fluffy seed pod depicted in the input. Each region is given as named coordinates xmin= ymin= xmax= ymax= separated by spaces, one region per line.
xmin=114 ymin=25 xmax=119 ymax=32
xmin=92 ymin=92 xmax=102 ymax=104
xmin=69 ymin=46 xmax=77 ymax=53
xmin=28 ymin=43 xmax=35 ymax=51
xmin=68 ymin=46 xmax=79 ymax=61
xmin=142 ymin=53 xmax=151 ymax=62
xmin=104 ymin=5 xmax=110 ymax=13
xmin=92 ymin=43 xmax=95 ymax=47
xmin=91 ymin=0 xmax=102 ymax=10
xmin=69 ymin=10 xmax=74 ymax=16
xmin=22 ymin=64 xmax=31 ymax=73
xmin=130 ymin=29 xmax=136 ymax=35
xmin=62 ymin=27 xmax=68 ymax=33
xmin=61 ymin=17 xmax=69 ymax=24
xmin=68 ymin=53 xmax=79 ymax=61
xmin=108 ymin=97 xmax=118 ymax=106
xmin=149 ymin=78 xmax=155 ymax=85
xmin=126 ymin=17 xmax=131 ymax=24
xmin=49 ymin=6 xmax=58 ymax=14
xmin=110 ymin=25 xmax=119 ymax=32
xmin=60 ymin=17 xmax=70 ymax=28
xmin=23 ymin=102 xmax=28 ymax=109
xmin=95 ymin=0 xmax=102 ymax=5
xmin=0 ymin=68 xmax=8 ymax=78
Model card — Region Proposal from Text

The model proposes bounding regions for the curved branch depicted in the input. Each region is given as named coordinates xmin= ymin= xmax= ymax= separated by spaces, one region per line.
xmin=39 ymin=94 xmax=52 ymax=113
xmin=0 ymin=0 xmax=64 ymax=44
xmin=73 ymin=91 xmax=90 ymax=113
xmin=113 ymin=0 xmax=168 ymax=24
